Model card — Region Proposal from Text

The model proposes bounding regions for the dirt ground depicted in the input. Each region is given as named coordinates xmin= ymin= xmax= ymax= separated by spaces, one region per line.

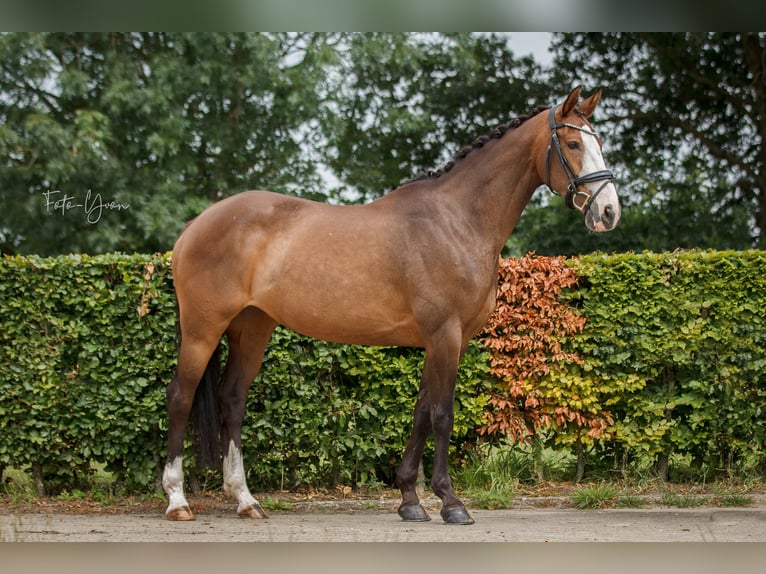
xmin=3 ymin=491 xmax=766 ymax=542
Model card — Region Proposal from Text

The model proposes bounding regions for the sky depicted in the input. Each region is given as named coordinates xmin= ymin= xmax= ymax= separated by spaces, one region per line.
xmin=504 ymin=32 xmax=554 ymax=66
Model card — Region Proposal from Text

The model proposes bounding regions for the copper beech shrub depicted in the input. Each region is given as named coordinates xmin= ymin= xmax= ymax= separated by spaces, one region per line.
xmin=479 ymin=255 xmax=611 ymax=443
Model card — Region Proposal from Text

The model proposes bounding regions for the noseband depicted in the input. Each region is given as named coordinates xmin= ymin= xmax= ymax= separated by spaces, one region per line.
xmin=545 ymin=106 xmax=614 ymax=218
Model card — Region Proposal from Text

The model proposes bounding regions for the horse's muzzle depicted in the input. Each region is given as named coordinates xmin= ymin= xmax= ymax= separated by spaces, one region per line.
xmin=585 ymin=189 xmax=621 ymax=232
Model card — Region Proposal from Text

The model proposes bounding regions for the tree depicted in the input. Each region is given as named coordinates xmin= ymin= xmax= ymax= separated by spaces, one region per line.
xmin=531 ymin=32 xmax=765 ymax=253
xmin=1 ymin=32 xmax=554 ymax=255
xmin=10 ymin=33 xmax=759 ymax=257
xmin=0 ymin=32 xmax=332 ymax=255
xmin=320 ymin=33 xmax=553 ymax=203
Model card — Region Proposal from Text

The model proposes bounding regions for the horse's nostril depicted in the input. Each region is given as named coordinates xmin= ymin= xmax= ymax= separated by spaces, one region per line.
xmin=603 ymin=204 xmax=614 ymax=226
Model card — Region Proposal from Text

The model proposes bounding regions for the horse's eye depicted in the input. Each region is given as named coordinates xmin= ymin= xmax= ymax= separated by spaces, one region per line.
xmin=566 ymin=141 xmax=581 ymax=151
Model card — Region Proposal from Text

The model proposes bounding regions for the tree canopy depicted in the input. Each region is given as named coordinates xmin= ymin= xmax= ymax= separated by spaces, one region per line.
xmin=1 ymin=32 xmax=763 ymax=255
xmin=516 ymin=32 xmax=764 ymax=255
xmin=0 ymin=32 xmax=332 ymax=254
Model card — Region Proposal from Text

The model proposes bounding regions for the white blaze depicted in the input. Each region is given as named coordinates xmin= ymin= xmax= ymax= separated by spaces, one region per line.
xmin=579 ymin=129 xmax=620 ymax=231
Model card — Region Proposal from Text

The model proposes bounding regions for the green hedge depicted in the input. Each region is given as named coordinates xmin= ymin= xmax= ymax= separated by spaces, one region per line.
xmin=0 ymin=252 xmax=491 ymax=492
xmin=1 ymin=250 xmax=765 ymax=493
xmin=0 ymin=253 xmax=175 ymax=492
xmin=567 ymin=250 xmax=766 ymax=477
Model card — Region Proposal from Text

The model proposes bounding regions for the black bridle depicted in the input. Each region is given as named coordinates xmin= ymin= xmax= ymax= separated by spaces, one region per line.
xmin=545 ymin=106 xmax=615 ymax=218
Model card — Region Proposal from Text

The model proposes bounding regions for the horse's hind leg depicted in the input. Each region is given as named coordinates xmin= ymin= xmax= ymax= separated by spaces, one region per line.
xmin=220 ymin=307 xmax=277 ymax=519
xmin=164 ymin=332 xmax=222 ymax=521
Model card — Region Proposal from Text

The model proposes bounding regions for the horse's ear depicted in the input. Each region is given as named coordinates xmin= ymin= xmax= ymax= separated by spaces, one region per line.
xmin=579 ymin=88 xmax=603 ymax=118
xmin=560 ymin=86 xmax=582 ymax=118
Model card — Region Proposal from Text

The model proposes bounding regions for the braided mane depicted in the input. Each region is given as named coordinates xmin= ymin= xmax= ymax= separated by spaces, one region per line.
xmin=408 ymin=105 xmax=550 ymax=183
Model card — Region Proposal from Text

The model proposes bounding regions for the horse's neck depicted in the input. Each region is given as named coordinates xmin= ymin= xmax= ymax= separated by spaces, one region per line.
xmin=432 ymin=126 xmax=542 ymax=256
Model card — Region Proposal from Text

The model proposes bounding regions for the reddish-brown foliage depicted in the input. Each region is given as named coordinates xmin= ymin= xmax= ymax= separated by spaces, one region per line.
xmin=479 ymin=255 xmax=593 ymax=440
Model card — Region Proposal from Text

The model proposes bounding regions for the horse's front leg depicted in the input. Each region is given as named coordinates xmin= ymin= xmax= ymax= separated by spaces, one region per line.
xmin=397 ymin=332 xmax=474 ymax=525
xmin=428 ymin=332 xmax=474 ymax=524
xmin=396 ymin=388 xmax=433 ymax=522
xmin=430 ymin=384 xmax=474 ymax=525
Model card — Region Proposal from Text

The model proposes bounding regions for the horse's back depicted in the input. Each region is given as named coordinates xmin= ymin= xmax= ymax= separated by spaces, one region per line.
xmin=173 ymin=188 xmax=496 ymax=347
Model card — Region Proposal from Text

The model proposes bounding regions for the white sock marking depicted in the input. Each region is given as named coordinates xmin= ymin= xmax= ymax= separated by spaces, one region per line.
xmin=223 ymin=440 xmax=259 ymax=513
xmin=162 ymin=456 xmax=189 ymax=514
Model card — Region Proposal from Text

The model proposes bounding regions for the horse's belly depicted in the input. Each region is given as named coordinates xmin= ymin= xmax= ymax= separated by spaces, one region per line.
xmin=276 ymin=307 xmax=421 ymax=347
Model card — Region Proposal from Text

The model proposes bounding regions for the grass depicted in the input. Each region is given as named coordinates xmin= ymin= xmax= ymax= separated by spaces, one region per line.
xmin=715 ymin=494 xmax=754 ymax=507
xmin=659 ymin=489 xmax=707 ymax=508
xmin=454 ymin=443 xmax=523 ymax=510
xmin=454 ymin=437 xmax=586 ymax=510
xmin=456 ymin=461 xmax=518 ymax=509
xmin=571 ymin=483 xmax=620 ymax=509
xmin=1 ymin=467 xmax=36 ymax=506
xmin=465 ymin=477 xmax=518 ymax=510
xmin=58 ymin=488 xmax=90 ymax=501
xmin=260 ymin=496 xmax=294 ymax=511
xmin=615 ymin=495 xmax=648 ymax=508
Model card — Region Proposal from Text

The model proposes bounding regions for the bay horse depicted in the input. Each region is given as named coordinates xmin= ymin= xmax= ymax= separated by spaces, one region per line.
xmin=162 ymin=86 xmax=620 ymax=525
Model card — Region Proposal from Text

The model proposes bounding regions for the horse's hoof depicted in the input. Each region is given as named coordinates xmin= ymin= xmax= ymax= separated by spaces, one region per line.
xmin=239 ymin=502 xmax=268 ymax=519
xmin=166 ymin=506 xmax=195 ymax=521
xmin=441 ymin=505 xmax=475 ymax=525
xmin=398 ymin=503 xmax=431 ymax=522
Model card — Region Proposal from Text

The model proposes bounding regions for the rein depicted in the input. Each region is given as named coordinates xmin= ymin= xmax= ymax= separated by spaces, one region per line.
xmin=545 ymin=106 xmax=614 ymax=219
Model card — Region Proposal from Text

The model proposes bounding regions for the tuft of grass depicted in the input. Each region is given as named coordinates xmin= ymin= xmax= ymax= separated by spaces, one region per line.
xmin=260 ymin=496 xmax=294 ymax=512
xmin=454 ymin=444 xmax=521 ymax=510
xmin=457 ymin=463 xmax=518 ymax=510
xmin=466 ymin=478 xmax=518 ymax=510
xmin=58 ymin=488 xmax=89 ymax=501
xmin=715 ymin=494 xmax=754 ymax=508
xmin=571 ymin=483 xmax=620 ymax=509
xmin=660 ymin=489 xmax=707 ymax=508
xmin=616 ymin=495 xmax=647 ymax=508
xmin=2 ymin=467 xmax=36 ymax=506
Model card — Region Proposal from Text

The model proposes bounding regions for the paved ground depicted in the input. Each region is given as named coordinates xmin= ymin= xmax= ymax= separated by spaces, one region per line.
xmin=3 ymin=504 xmax=766 ymax=542
xmin=5 ymin=501 xmax=766 ymax=574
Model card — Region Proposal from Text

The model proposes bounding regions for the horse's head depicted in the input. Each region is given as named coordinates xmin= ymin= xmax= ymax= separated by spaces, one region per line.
xmin=540 ymin=86 xmax=620 ymax=232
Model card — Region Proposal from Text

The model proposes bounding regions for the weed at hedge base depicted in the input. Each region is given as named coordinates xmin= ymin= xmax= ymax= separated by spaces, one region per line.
xmin=454 ymin=442 xmax=523 ymax=509
xmin=714 ymin=494 xmax=754 ymax=507
xmin=1 ymin=467 xmax=36 ymax=506
xmin=464 ymin=476 xmax=519 ymax=510
xmin=261 ymin=496 xmax=294 ymax=511
xmin=615 ymin=495 xmax=648 ymax=508
xmin=571 ymin=483 xmax=620 ymax=509
xmin=659 ymin=489 xmax=707 ymax=508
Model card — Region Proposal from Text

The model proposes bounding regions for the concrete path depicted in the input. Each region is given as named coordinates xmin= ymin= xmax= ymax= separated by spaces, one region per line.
xmin=3 ymin=506 xmax=766 ymax=542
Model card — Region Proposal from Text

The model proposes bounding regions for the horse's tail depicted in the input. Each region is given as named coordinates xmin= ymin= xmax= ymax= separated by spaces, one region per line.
xmin=175 ymin=303 xmax=221 ymax=469
xmin=191 ymin=343 xmax=222 ymax=468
